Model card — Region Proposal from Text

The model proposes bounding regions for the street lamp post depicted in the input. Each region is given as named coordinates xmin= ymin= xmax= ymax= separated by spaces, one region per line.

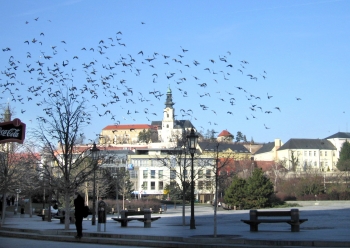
xmin=14 ymin=188 xmax=21 ymax=215
xmin=90 ymin=142 xmax=100 ymax=226
xmin=186 ymin=128 xmax=198 ymax=230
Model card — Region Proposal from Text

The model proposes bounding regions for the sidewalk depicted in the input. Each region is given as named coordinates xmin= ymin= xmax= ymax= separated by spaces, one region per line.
xmin=1 ymin=202 xmax=350 ymax=247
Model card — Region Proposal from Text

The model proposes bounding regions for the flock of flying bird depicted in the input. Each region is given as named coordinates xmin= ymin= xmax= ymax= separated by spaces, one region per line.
xmin=0 ymin=17 xmax=302 ymax=138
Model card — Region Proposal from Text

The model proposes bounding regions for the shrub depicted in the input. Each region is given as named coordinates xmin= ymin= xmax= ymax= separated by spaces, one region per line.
xmin=224 ymin=168 xmax=274 ymax=209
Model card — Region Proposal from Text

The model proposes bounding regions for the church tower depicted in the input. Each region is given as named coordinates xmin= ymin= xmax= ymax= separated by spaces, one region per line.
xmin=3 ymin=103 xmax=11 ymax=122
xmin=161 ymin=86 xmax=175 ymax=142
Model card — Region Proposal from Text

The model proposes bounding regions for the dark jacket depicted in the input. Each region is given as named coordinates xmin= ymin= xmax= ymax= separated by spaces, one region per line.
xmin=74 ymin=194 xmax=84 ymax=218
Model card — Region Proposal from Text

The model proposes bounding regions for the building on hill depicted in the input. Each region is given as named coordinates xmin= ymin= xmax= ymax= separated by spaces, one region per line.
xmin=100 ymin=86 xmax=195 ymax=148
xmin=100 ymin=124 xmax=157 ymax=145
xmin=277 ymin=138 xmax=337 ymax=171
xmin=253 ymin=139 xmax=282 ymax=171
xmin=151 ymin=86 xmax=195 ymax=147
xmin=254 ymin=139 xmax=282 ymax=162
xmin=198 ymin=141 xmax=253 ymax=178
xmin=217 ymin=130 xmax=234 ymax=142
xmin=325 ymin=132 xmax=350 ymax=159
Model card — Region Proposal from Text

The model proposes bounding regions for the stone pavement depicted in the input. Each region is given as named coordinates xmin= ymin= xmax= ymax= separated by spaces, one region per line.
xmin=1 ymin=201 xmax=350 ymax=247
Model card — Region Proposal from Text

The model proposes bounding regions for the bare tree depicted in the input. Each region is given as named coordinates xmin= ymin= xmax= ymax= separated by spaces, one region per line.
xmin=32 ymin=89 xmax=97 ymax=230
xmin=0 ymin=142 xmax=40 ymax=225
xmin=155 ymin=129 xmax=202 ymax=226
xmin=266 ymin=159 xmax=287 ymax=192
xmin=199 ymin=141 xmax=236 ymax=237
xmin=289 ymin=150 xmax=300 ymax=171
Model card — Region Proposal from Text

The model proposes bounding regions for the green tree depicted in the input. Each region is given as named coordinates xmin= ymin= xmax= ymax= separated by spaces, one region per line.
xmin=236 ymin=131 xmax=244 ymax=142
xmin=138 ymin=129 xmax=151 ymax=143
xmin=246 ymin=168 xmax=274 ymax=209
xmin=224 ymin=168 xmax=274 ymax=209
xmin=337 ymin=141 xmax=350 ymax=171
xmin=223 ymin=176 xmax=247 ymax=209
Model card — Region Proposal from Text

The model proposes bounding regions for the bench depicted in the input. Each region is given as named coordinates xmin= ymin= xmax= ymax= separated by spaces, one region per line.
xmin=53 ymin=210 xmax=75 ymax=224
xmin=37 ymin=209 xmax=57 ymax=221
xmin=241 ymin=208 xmax=308 ymax=232
xmin=112 ymin=209 xmax=160 ymax=228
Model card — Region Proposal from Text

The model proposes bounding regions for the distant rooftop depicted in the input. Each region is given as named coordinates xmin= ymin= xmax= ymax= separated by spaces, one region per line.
xmin=278 ymin=139 xmax=336 ymax=150
xmin=325 ymin=132 xmax=350 ymax=139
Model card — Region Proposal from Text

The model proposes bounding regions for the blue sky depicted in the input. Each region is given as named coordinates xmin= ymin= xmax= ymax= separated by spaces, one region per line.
xmin=0 ymin=0 xmax=349 ymax=144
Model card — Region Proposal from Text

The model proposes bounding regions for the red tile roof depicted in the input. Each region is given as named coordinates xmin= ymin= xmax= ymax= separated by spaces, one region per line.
xmin=218 ymin=130 xmax=233 ymax=137
xmin=103 ymin=124 xmax=153 ymax=130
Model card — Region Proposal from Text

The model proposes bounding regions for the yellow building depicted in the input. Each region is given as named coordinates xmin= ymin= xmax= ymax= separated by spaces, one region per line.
xmin=100 ymin=124 xmax=155 ymax=145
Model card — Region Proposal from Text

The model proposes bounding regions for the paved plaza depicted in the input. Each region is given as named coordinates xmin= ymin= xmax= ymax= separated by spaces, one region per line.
xmin=1 ymin=201 xmax=350 ymax=247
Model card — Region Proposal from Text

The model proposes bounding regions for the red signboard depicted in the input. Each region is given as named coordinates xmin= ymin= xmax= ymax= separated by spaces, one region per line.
xmin=0 ymin=118 xmax=26 ymax=144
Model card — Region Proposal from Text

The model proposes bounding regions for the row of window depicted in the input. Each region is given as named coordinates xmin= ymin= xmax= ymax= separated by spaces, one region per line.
xmin=142 ymin=169 xmax=212 ymax=179
xmin=141 ymin=181 xmax=213 ymax=191
xmin=143 ymin=170 xmax=164 ymax=179
xmin=142 ymin=181 xmax=164 ymax=190
xmin=303 ymin=151 xmax=334 ymax=157
xmin=303 ymin=161 xmax=330 ymax=167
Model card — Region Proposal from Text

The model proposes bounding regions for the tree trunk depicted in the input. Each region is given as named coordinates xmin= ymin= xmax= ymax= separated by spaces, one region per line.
xmin=182 ymin=188 xmax=186 ymax=226
xmin=213 ymin=175 xmax=218 ymax=237
xmin=29 ymin=195 xmax=33 ymax=218
xmin=1 ymin=191 xmax=6 ymax=226
xmin=64 ymin=189 xmax=71 ymax=230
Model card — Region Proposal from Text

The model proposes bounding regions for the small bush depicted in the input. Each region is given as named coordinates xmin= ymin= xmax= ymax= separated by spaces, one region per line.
xmin=268 ymin=194 xmax=284 ymax=207
xmin=339 ymin=191 xmax=350 ymax=200
xmin=275 ymin=192 xmax=296 ymax=201
xmin=328 ymin=190 xmax=339 ymax=200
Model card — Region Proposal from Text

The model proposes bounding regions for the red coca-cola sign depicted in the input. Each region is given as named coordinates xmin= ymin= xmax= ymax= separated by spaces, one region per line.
xmin=0 ymin=118 xmax=26 ymax=144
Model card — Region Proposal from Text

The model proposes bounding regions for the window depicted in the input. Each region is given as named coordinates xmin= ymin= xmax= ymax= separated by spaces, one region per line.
xmin=198 ymin=181 xmax=204 ymax=190
xmin=198 ymin=170 xmax=203 ymax=179
xmin=304 ymin=151 xmax=307 ymax=156
xmin=325 ymin=151 xmax=328 ymax=156
xmin=314 ymin=162 xmax=317 ymax=167
xmin=314 ymin=151 xmax=316 ymax=156
xmin=205 ymin=181 xmax=211 ymax=190
xmin=170 ymin=157 xmax=176 ymax=168
xmin=142 ymin=181 xmax=148 ymax=190
xmin=143 ymin=170 xmax=148 ymax=179
xmin=151 ymin=170 xmax=155 ymax=179
xmin=309 ymin=151 xmax=311 ymax=156
xmin=129 ymin=170 xmax=137 ymax=179
xmin=158 ymin=170 xmax=163 ymax=179
xmin=170 ymin=169 xmax=176 ymax=179
xmin=170 ymin=181 xmax=177 ymax=188
xmin=320 ymin=151 xmax=323 ymax=156
xmin=206 ymin=169 xmax=211 ymax=179
xmin=158 ymin=181 xmax=164 ymax=190
xmin=151 ymin=181 xmax=155 ymax=190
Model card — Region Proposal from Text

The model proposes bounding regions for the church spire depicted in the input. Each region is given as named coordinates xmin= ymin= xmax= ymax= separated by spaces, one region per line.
xmin=164 ymin=85 xmax=174 ymax=108
xmin=4 ymin=102 xmax=11 ymax=122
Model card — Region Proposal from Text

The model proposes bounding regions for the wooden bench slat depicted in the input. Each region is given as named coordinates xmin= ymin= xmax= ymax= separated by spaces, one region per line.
xmin=254 ymin=211 xmax=292 ymax=217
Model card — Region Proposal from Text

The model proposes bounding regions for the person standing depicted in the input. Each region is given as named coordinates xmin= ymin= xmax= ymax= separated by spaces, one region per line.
xmin=74 ymin=192 xmax=84 ymax=239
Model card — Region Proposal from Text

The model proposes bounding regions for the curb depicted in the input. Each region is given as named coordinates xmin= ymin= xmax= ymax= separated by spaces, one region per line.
xmin=1 ymin=227 xmax=350 ymax=247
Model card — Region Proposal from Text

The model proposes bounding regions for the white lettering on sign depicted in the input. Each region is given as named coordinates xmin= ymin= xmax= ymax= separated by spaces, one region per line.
xmin=0 ymin=127 xmax=20 ymax=138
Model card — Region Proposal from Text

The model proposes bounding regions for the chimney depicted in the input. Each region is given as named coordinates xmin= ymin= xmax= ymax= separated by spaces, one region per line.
xmin=274 ymin=139 xmax=281 ymax=161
